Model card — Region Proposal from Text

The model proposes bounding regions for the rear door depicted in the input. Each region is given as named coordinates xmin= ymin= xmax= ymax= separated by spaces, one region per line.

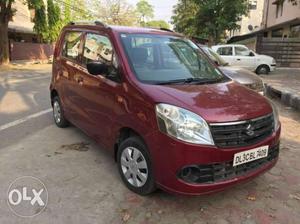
xmin=234 ymin=46 xmax=257 ymax=70
xmin=58 ymin=31 xmax=85 ymax=126
xmin=216 ymin=46 xmax=235 ymax=65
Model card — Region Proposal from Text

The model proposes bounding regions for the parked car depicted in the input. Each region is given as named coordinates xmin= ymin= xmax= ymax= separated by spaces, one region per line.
xmin=211 ymin=44 xmax=276 ymax=74
xmin=50 ymin=21 xmax=281 ymax=196
xmin=199 ymin=45 xmax=265 ymax=95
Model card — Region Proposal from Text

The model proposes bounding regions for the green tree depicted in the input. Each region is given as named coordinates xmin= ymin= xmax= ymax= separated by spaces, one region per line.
xmin=30 ymin=0 xmax=48 ymax=42
xmin=171 ymin=0 xmax=199 ymax=37
xmin=95 ymin=0 xmax=138 ymax=26
xmin=136 ymin=0 xmax=154 ymax=26
xmin=59 ymin=0 xmax=95 ymax=23
xmin=47 ymin=0 xmax=63 ymax=42
xmin=146 ymin=20 xmax=170 ymax=29
xmin=172 ymin=0 xmax=249 ymax=44
xmin=0 ymin=0 xmax=15 ymax=64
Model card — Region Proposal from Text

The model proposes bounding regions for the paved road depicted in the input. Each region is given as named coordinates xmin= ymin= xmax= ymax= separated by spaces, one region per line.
xmin=0 ymin=65 xmax=53 ymax=149
xmin=0 ymin=65 xmax=300 ymax=224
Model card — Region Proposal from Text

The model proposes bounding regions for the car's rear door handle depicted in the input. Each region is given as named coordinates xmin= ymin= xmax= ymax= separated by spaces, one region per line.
xmin=75 ymin=76 xmax=84 ymax=85
xmin=237 ymin=59 xmax=241 ymax=61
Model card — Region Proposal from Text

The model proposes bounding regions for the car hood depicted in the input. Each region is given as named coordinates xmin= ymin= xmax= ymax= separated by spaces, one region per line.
xmin=219 ymin=66 xmax=262 ymax=85
xmin=141 ymin=81 xmax=272 ymax=123
xmin=257 ymin=54 xmax=274 ymax=61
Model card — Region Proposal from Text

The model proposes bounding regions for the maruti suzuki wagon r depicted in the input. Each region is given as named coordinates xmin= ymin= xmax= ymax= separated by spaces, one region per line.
xmin=50 ymin=21 xmax=281 ymax=195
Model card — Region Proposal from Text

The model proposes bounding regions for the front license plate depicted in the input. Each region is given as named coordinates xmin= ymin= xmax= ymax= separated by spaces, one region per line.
xmin=233 ymin=146 xmax=269 ymax=167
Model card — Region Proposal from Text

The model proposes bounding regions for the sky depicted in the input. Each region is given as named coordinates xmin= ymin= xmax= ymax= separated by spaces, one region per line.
xmin=127 ymin=0 xmax=178 ymax=24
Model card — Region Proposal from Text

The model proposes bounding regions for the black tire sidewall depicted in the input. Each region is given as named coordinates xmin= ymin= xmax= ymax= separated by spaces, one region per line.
xmin=117 ymin=136 xmax=156 ymax=195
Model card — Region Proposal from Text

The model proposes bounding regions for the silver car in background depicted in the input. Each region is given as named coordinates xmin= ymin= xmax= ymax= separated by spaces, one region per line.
xmin=199 ymin=46 xmax=265 ymax=95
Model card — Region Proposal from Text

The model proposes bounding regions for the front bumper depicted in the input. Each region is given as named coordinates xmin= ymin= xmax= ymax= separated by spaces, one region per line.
xmin=146 ymin=127 xmax=281 ymax=195
xmin=270 ymin=64 xmax=276 ymax=72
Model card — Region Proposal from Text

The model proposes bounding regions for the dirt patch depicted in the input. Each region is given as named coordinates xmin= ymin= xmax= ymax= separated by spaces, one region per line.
xmin=60 ymin=142 xmax=90 ymax=151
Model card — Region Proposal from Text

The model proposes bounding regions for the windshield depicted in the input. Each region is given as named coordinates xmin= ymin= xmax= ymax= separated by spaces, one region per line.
xmin=120 ymin=34 xmax=225 ymax=84
xmin=202 ymin=47 xmax=228 ymax=66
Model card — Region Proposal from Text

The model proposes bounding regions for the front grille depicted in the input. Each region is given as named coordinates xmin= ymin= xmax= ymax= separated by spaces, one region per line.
xmin=178 ymin=143 xmax=279 ymax=184
xmin=210 ymin=114 xmax=274 ymax=148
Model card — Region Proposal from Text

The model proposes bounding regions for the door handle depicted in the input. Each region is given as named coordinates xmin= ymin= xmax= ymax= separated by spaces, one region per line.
xmin=75 ymin=76 xmax=84 ymax=84
xmin=237 ymin=59 xmax=241 ymax=61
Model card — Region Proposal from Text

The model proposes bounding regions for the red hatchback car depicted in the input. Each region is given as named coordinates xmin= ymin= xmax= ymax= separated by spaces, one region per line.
xmin=50 ymin=21 xmax=281 ymax=195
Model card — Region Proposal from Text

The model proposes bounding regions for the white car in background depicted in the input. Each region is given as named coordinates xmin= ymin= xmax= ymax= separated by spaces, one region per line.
xmin=211 ymin=44 xmax=276 ymax=74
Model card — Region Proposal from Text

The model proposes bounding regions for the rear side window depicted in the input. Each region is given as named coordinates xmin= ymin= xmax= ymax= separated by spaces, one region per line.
xmin=62 ymin=32 xmax=83 ymax=61
xmin=217 ymin=47 xmax=233 ymax=56
xmin=82 ymin=33 xmax=114 ymax=66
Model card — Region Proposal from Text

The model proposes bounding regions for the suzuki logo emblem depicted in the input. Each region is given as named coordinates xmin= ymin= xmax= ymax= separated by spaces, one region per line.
xmin=246 ymin=124 xmax=255 ymax=136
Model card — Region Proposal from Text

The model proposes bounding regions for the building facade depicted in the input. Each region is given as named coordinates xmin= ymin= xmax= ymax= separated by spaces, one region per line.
xmin=8 ymin=0 xmax=54 ymax=62
xmin=262 ymin=0 xmax=300 ymax=38
xmin=228 ymin=0 xmax=265 ymax=38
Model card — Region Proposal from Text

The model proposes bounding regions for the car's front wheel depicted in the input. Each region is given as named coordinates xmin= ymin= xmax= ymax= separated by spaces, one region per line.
xmin=117 ymin=136 xmax=156 ymax=195
xmin=256 ymin=65 xmax=270 ymax=75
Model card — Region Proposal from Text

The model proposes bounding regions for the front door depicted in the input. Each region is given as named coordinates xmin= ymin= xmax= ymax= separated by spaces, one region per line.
xmin=72 ymin=32 xmax=123 ymax=147
xmin=234 ymin=46 xmax=256 ymax=70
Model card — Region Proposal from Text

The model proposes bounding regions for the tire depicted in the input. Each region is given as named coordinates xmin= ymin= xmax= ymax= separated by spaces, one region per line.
xmin=52 ymin=96 xmax=69 ymax=128
xmin=117 ymin=136 xmax=156 ymax=195
xmin=256 ymin=65 xmax=270 ymax=75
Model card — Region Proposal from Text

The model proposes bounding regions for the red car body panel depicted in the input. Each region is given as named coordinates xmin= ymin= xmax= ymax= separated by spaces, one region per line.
xmin=50 ymin=24 xmax=281 ymax=195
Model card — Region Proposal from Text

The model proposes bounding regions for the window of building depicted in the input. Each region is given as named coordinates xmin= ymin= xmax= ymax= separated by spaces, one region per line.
xmin=217 ymin=47 xmax=233 ymax=56
xmin=62 ymin=32 xmax=83 ymax=61
xmin=249 ymin=0 xmax=257 ymax=10
xmin=271 ymin=29 xmax=283 ymax=38
xmin=276 ymin=2 xmax=284 ymax=18
xmin=290 ymin=24 xmax=300 ymax=38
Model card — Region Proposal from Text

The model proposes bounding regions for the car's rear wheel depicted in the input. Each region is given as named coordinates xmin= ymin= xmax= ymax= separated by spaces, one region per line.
xmin=117 ymin=136 xmax=156 ymax=195
xmin=256 ymin=65 xmax=270 ymax=75
xmin=52 ymin=96 xmax=69 ymax=128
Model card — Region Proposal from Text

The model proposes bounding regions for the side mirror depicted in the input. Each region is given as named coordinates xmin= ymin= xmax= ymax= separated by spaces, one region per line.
xmin=87 ymin=62 xmax=109 ymax=76
xmin=214 ymin=60 xmax=220 ymax=66
xmin=249 ymin=51 xmax=255 ymax=57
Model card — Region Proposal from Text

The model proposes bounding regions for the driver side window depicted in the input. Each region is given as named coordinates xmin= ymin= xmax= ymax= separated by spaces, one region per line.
xmin=235 ymin=46 xmax=251 ymax=56
xmin=83 ymin=33 xmax=119 ymax=82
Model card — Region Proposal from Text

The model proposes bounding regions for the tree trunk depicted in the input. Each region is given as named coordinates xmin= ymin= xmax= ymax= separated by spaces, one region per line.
xmin=0 ymin=21 xmax=10 ymax=65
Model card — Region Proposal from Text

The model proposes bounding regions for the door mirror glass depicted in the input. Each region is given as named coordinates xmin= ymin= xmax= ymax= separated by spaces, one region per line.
xmin=249 ymin=51 xmax=255 ymax=57
xmin=87 ymin=62 xmax=109 ymax=76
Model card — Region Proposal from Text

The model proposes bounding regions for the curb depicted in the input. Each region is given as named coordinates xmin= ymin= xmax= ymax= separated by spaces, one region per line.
xmin=265 ymin=83 xmax=300 ymax=111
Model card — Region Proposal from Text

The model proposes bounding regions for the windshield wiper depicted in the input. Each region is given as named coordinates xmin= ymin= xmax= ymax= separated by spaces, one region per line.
xmin=156 ymin=77 xmax=224 ymax=85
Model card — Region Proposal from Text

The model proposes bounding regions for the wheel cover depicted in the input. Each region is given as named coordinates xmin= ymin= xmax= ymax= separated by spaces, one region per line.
xmin=121 ymin=147 xmax=148 ymax=187
xmin=53 ymin=101 xmax=61 ymax=124
xmin=260 ymin=66 xmax=268 ymax=73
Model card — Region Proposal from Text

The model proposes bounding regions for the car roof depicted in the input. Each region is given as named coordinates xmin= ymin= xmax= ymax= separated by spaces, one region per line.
xmin=65 ymin=21 xmax=183 ymax=37
xmin=212 ymin=44 xmax=246 ymax=48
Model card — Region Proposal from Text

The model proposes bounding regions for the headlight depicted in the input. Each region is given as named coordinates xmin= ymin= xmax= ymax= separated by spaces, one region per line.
xmin=155 ymin=104 xmax=214 ymax=145
xmin=272 ymin=58 xmax=276 ymax=64
xmin=270 ymin=101 xmax=280 ymax=131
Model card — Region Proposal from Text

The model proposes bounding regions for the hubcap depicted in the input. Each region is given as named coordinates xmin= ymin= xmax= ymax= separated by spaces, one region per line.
xmin=53 ymin=101 xmax=61 ymax=124
xmin=260 ymin=67 xmax=267 ymax=74
xmin=121 ymin=147 xmax=148 ymax=187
